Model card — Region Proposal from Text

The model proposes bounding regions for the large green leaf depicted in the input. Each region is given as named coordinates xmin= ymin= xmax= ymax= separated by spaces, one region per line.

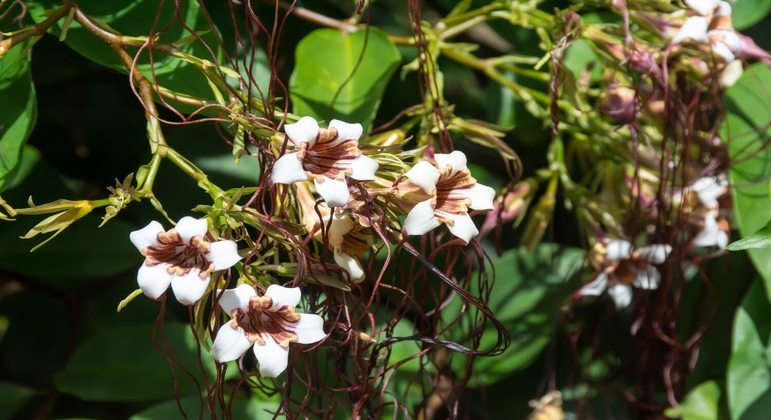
xmin=130 ymin=389 xmax=279 ymax=419
xmin=26 ymin=0 xmax=219 ymax=104
xmin=0 ymin=44 xmax=37 ymax=192
xmin=0 ymin=215 xmax=139 ymax=288
xmin=448 ymin=244 xmax=585 ymax=387
xmin=289 ymin=28 xmax=401 ymax=131
xmin=725 ymin=64 xmax=771 ymax=299
xmin=55 ymin=322 xmax=216 ymax=402
xmin=732 ymin=0 xmax=771 ymax=30
xmin=727 ymin=281 xmax=771 ymax=419
xmin=0 ymin=381 xmax=36 ymax=420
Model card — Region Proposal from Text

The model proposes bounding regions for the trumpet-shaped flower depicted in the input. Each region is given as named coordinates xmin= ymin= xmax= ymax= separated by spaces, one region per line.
xmin=580 ymin=240 xmax=672 ymax=309
xmin=401 ymin=151 xmax=496 ymax=243
xmin=211 ymin=284 xmax=326 ymax=377
xmin=693 ymin=213 xmax=729 ymax=249
xmin=672 ymin=0 xmax=743 ymax=77
xmin=691 ymin=175 xmax=727 ymax=208
xmin=130 ymin=217 xmax=242 ymax=305
xmin=296 ymin=184 xmax=372 ymax=282
xmin=271 ymin=116 xmax=379 ymax=207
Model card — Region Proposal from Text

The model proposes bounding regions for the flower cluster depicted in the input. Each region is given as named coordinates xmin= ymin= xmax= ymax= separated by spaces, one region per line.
xmin=128 ymin=116 xmax=497 ymax=377
xmin=671 ymin=0 xmax=744 ymax=86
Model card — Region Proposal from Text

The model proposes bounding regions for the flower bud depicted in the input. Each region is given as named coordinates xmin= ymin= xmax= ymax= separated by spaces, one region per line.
xmin=601 ymin=85 xmax=637 ymax=124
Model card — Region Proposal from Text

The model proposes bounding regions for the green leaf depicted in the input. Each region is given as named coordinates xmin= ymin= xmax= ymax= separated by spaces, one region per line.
xmin=0 ymin=45 xmax=37 ymax=192
xmin=289 ymin=28 xmax=401 ymax=131
xmin=448 ymin=244 xmax=585 ymax=387
xmin=55 ymin=322 xmax=216 ymax=402
xmin=0 ymin=381 xmax=36 ymax=420
xmin=0 ymin=215 xmax=139 ymax=289
xmin=664 ymin=380 xmax=720 ymax=420
xmin=130 ymin=389 xmax=280 ymax=419
xmin=732 ymin=0 xmax=771 ymax=30
xmin=727 ymin=281 xmax=771 ymax=419
xmin=727 ymin=217 xmax=771 ymax=250
xmin=725 ymin=64 xmax=771 ymax=299
xmin=26 ymin=0 xmax=220 ymax=104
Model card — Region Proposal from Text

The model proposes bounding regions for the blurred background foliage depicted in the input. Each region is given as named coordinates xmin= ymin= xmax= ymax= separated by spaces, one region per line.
xmin=0 ymin=0 xmax=770 ymax=418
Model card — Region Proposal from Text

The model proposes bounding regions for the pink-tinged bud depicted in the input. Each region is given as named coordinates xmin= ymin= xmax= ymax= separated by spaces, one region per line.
xmin=601 ymin=85 xmax=637 ymax=124
xmin=629 ymin=49 xmax=662 ymax=81
xmin=611 ymin=0 xmax=626 ymax=13
xmin=479 ymin=182 xmax=532 ymax=237
xmin=736 ymin=34 xmax=771 ymax=65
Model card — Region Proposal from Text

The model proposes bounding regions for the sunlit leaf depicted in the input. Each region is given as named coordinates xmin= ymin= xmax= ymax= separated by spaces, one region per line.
xmin=725 ymin=63 xmax=771 ymax=298
xmin=289 ymin=28 xmax=401 ymax=131
xmin=727 ymin=281 xmax=771 ymax=419
xmin=0 ymin=43 xmax=37 ymax=192
xmin=664 ymin=380 xmax=720 ymax=420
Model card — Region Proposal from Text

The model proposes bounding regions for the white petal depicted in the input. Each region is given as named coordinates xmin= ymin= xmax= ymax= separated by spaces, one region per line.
xmin=217 ymin=284 xmax=257 ymax=314
xmin=633 ymin=265 xmax=661 ymax=290
xmin=608 ymin=284 xmax=633 ymax=309
xmin=606 ymin=240 xmax=633 ymax=261
xmin=692 ymin=176 xmax=724 ymax=207
xmin=130 ymin=221 xmax=164 ymax=251
xmin=712 ymin=41 xmax=735 ymax=62
xmin=349 ymin=155 xmax=379 ymax=181
xmin=637 ymin=244 xmax=672 ymax=264
xmin=465 ymin=184 xmax=496 ymax=210
xmin=713 ymin=30 xmax=743 ymax=53
xmin=445 ymin=212 xmax=479 ymax=243
xmin=284 ymin=116 xmax=319 ymax=145
xmin=294 ymin=314 xmax=326 ymax=344
xmin=334 ymin=251 xmax=365 ymax=282
xmin=314 ymin=177 xmax=350 ymax=207
xmin=720 ymin=59 xmax=744 ymax=88
xmin=266 ymin=284 xmax=301 ymax=307
xmin=716 ymin=1 xmax=732 ymax=16
xmin=580 ymin=272 xmax=609 ymax=296
xmin=327 ymin=213 xmax=354 ymax=249
xmin=211 ymin=323 xmax=252 ymax=363
xmin=271 ymin=153 xmax=308 ymax=184
xmin=253 ymin=337 xmax=289 ymax=378
xmin=175 ymin=216 xmax=208 ymax=242
xmin=404 ymin=161 xmax=440 ymax=194
xmin=434 ymin=151 xmax=468 ymax=175
xmin=693 ymin=214 xmax=729 ymax=248
xmin=171 ymin=270 xmax=210 ymax=306
xmin=329 ymin=119 xmax=363 ymax=142
xmin=403 ymin=199 xmax=440 ymax=236
xmin=207 ymin=240 xmax=241 ymax=270
xmin=673 ymin=17 xmax=709 ymax=44
xmin=137 ymin=263 xmax=173 ymax=300
xmin=685 ymin=0 xmax=719 ymax=16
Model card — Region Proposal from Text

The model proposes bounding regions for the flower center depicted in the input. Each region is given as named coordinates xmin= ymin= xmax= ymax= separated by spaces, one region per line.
xmin=233 ymin=296 xmax=301 ymax=347
xmin=144 ymin=230 xmax=213 ymax=277
xmin=435 ymin=168 xmax=476 ymax=217
xmin=300 ymin=127 xmax=362 ymax=179
xmin=611 ymin=258 xmax=648 ymax=285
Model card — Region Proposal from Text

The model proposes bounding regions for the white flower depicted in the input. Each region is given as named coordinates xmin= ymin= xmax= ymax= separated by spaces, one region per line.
xmin=211 ymin=284 xmax=326 ymax=377
xmin=691 ymin=175 xmax=727 ymax=208
xmin=296 ymin=184 xmax=371 ymax=282
xmin=580 ymin=239 xmax=672 ymax=309
xmin=401 ymin=151 xmax=496 ymax=243
xmin=271 ymin=116 xmax=379 ymax=207
xmin=129 ymin=217 xmax=242 ymax=305
xmin=693 ymin=213 xmax=729 ymax=249
xmin=672 ymin=1 xmax=743 ymax=64
xmin=719 ymin=59 xmax=744 ymax=88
